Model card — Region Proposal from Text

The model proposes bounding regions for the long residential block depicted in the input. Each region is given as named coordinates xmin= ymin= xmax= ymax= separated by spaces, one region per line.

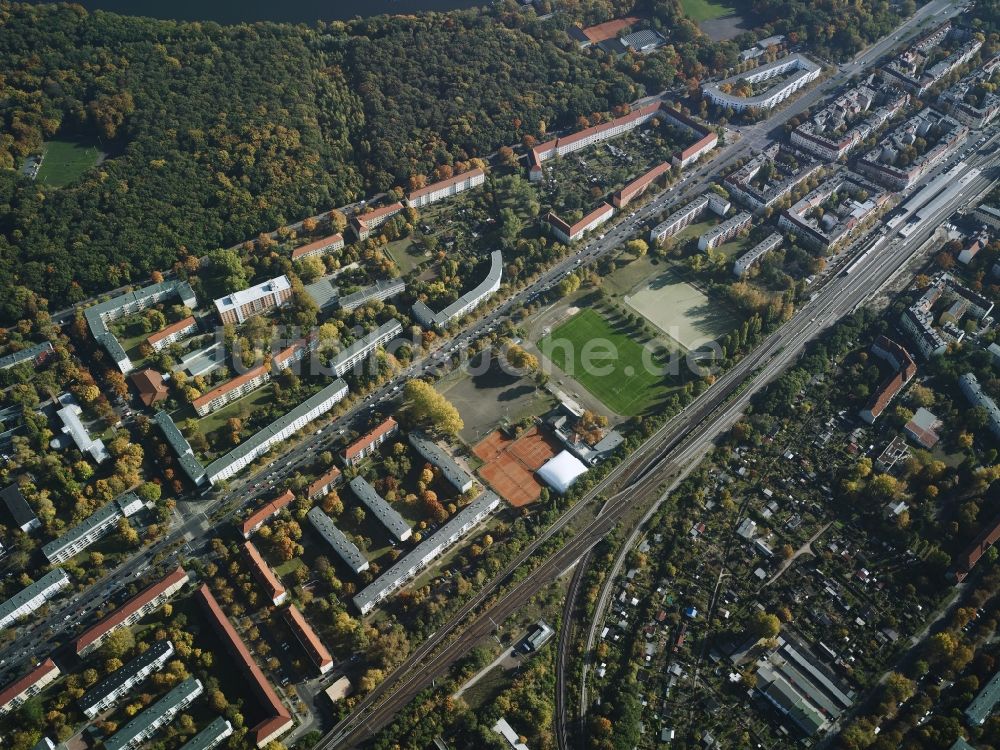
xmin=733 ymin=232 xmax=783 ymax=277
xmin=104 ymin=677 xmax=203 ymax=750
xmin=612 ymin=162 xmax=671 ymax=209
xmin=0 ymin=659 xmax=60 ymax=716
xmin=147 ymin=317 xmax=198 ymax=352
xmin=74 ymin=567 xmax=189 ymax=656
xmin=214 ymin=276 xmax=292 ymax=325
xmin=353 ymin=491 xmax=500 ymax=615
xmin=192 ymin=364 xmax=271 ymax=417
xmin=283 ymin=604 xmax=334 ymax=675
xmin=546 ymin=203 xmax=614 ymax=244
xmin=698 ymin=211 xmax=752 ymax=251
xmin=407 ymin=167 xmax=486 ymax=208
xmin=292 ymin=233 xmax=345 ymax=261
xmin=649 ymin=193 xmax=729 ymax=244
xmin=178 ymin=717 xmax=234 ymax=750
xmin=307 ymin=466 xmax=342 ymax=500
xmin=240 ymin=490 xmax=295 ymax=539
xmin=43 ymin=492 xmax=144 ymax=564
xmin=330 ymin=320 xmax=402 ymax=377
xmin=350 ymin=203 xmax=404 ymax=240
xmin=408 ymin=433 xmax=474 ymax=493
xmin=342 ymin=417 xmax=399 ymax=466
xmin=412 ymin=250 xmax=503 ymax=329
xmin=243 ymin=541 xmax=287 ymax=606
xmin=307 ymin=507 xmax=369 ymax=574
xmin=196 ymin=585 xmax=293 ymax=748
xmin=703 ymin=54 xmax=821 ymax=113
xmin=79 ymin=640 xmax=174 ymax=719
xmin=349 ymin=476 xmax=412 ymax=542
xmin=338 ymin=278 xmax=406 ymax=312
xmin=0 ymin=570 xmax=70 ymax=629
xmin=0 ymin=341 xmax=54 ymax=371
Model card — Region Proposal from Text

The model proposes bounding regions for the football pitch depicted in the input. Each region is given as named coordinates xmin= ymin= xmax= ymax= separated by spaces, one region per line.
xmin=538 ymin=308 xmax=663 ymax=416
xmin=679 ymin=0 xmax=739 ymax=22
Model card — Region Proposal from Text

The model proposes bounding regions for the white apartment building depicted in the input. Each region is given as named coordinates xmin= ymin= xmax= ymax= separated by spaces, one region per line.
xmin=650 ymin=193 xmax=729 ymax=244
xmin=79 ymin=640 xmax=175 ymax=719
xmin=407 ymin=168 xmax=486 ymax=208
xmin=178 ymin=717 xmax=234 ymax=750
xmin=214 ymin=276 xmax=292 ymax=325
xmin=733 ymin=233 xmax=783 ymax=277
xmin=330 ymin=320 xmax=402 ymax=377
xmin=308 ymin=507 xmax=369 ymax=575
xmin=412 ymin=250 xmax=503 ymax=329
xmin=699 ymin=211 xmax=752 ymax=251
xmin=0 ymin=659 xmax=61 ymax=716
xmin=147 ymin=316 xmax=198 ymax=352
xmin=338 ymin=278 xmax=406 ymax=312
xmin=349 ymin=476 xmax=412 ymax=542
xmin=703 ymin=54 xmax=821 ymax=112
xmin=0 ymin=570 xmax=70 ymax=629
xmin=353 ymin=491 xmax=500 ymax=615
xmin=192 ymin=364 xmax=271 ymax=417
xmin=104 ymin=678 xmax=203 ymax=750
xmin=43 ymin=492 xmax=144 ymax=564
xmin=350 ymin=202 xmax=404 ymax=240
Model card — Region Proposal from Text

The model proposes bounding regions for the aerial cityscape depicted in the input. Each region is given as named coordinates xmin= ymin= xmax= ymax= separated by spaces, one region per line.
xmin=1 ymin=0 xmax=999 ymax=748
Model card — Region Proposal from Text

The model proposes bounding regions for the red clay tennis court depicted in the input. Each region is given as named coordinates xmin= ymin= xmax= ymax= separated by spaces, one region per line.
xmin=473 ymin=427 xmax=560 ymax=507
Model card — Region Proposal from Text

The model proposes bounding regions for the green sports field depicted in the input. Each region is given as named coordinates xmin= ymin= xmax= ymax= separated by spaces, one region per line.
xmin=36 ymin=139 xmax=101 ymax=187
xmin=538 ymin=308 xmax=664 ymax=416
xmin=680 ymin=0 xmax=739 ymax=22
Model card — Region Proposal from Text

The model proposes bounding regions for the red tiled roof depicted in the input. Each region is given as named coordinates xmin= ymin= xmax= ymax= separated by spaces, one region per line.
xmin=307 ymin=466 xmax=342 ymax=499
xmin=864 ymin=337 xmax=917 ymax=420
xmin=547 ymin=203 xmax=614 ymax=240
xmin=613 ymin=162 xmax=671 ymax=207
xmin=0 ymin=659 xmax=58 ymax=708
xmin=196 ymin=585 xmax=291 ymax=745
xmin=284 ymin=604 xmax=333 ymax=671
xmin=240 ymin=490 xmax=295 ymax=538
xmin=291 ymin=233 xmax=343 ymax=260
xmin=408 ymin=167 xmax=485 ymax=200
xmin=272 ymin=335 xmax=315 ymax=368
xmin=243 ymin=542 xmax=286 ymax=605
xmin=351 ymin=202 xmax=404 ymax=230
xmin=557 ymin=103 xmax=660 ymax=150
xmin=129 ymin=369 xmax=168 ymax=406
xmin=679 ymin=132 xmax=718 ymax=161
xmin=192 ymin=364 xmax=269 ymax=412
xmin=954 ymin=510 xmax=1000 ymax=580
xmin=342 ymin=417 xmax=398 ymax=462
xmin=74 ymin=567 xmax=188 ymax=655
xmin=147 ymin=316 xmax=196 ymax=346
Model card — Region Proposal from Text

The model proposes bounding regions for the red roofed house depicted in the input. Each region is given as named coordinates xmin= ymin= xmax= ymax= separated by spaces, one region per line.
xmin=407 ymin=168 xmax=486 ymax=208
xmin=129 ymin=369 xmax=169 ymax=407
xmin=859 ymin=336 xmax=917 ymax=423
xmin=613 ymin=162 xmax=671 ymax=209
xmin=546 ymin=203 xmax=615 ymax=244
xmin=951 ymin=511 xmax=1000 ymax=582
xmin=350 ymin=203 xmax=404 ymax=241
xmin=0 ymin=659 xmax=60 ymax=716
xmin=192 ymin=364 xmax=271 ymax=417
xmin=240 ymin=490 xmax=295 ymax=539
xmin=243 ymin=541 xmax=287 ymax=606
xmin=341 ymin=417 xmax=399 ymax=467
xmin=75 ymin=567 xmax=189 ymax=656
xmin=291 ymin=233 xmax=344 ymax=261
xmin=307 ymin=466 xmax=343 ymax=500
xmin=146 ymin=316 xmax=198 ymax=352
xmin=284 ymin=604 xmax=334 ymax=675
xmin=197 ymin=585 xmax=293 ymax=747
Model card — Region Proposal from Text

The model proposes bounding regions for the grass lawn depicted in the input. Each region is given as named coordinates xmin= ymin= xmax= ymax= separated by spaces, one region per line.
xmin=538 ymin=308 xmax=665 ymax=416
xmin=679 ymin=0 xmax=739 ymax=22
xmin=385 ymin=237 xmax=427 ymax=276
xmin=36 ymin=139 xmax=101 ymax=187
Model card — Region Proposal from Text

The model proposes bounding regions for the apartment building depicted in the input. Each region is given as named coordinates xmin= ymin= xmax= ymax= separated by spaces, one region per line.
xmin=85 ymin=280 xmax=197 ymax=373
xmin=146 ymin=316 xmax=198 ymax=352
xmin=153 ymin=411 xmax=209 ymax=487
xmin=350 ymin=202 xmax=404 ymax=240
xmin=240 ymin=489 xmax=295 ymax=539
xmin=407 ymin=167 xmax=486 ymax=208
xmin=959 ymin=373 xmax=1000 ymax=438
xmin=353 ymin=491 xmax=500 ymax=615
xmin=272 ymin=335 xmax=318 ymax=373
xmin=791 ymin=78 xmax=909 ymax=160
xmin=43 ymin=492 xmax=144 ymax=564
xmin=307 ymin=507 xmax=369 ymax=575
xmin=939 ymin=55 xmax=1000 ymax=128
xmin=74 ymin=567 xmax=190 ymax=656
xmin=0 ymin=659 xmax=60 ymax=716
xmin=951 ymin=510 xmax=1000 ymax=583
xmin=104 ymin=677 xmax=204 ymax=750
xmin=337 ymin=278 xmax=405 ymax=312
xmin=349 ymin=476 xmax=412 ymax=542
xmin=884 ymin=24 xmax=982 ymax=96
xmin=200 ymin=378 xmax=349 ymax=485
xmin=283 ymin=604 xmax=334 ymax=675
xmin=408 ymin=433 xmax=474 ymax=493
xmin=214 ymin=276 xmax=292 ymax=325
xmin=192 ymin=363 xmax=271 ymax=417
xmin=859 ymin=336 xmax=917 ymax=423
xmin=341 ymin=417 xmax=399 ymax=466
xmin=698 ymin=211 xmax=752 ymax=251
xmin=330 ymin=320 xmax=402 ymax=377
xmin=0 ymin=341 xmax=53 ymax=371
xmin=1 ymin=483 xmax=40 ymax=533
xmin=856 ymin=109 xmax=967 ymax=190
xmin=130 ymin=369 xmax=169 ymax=407
xmin=546 ymin=203 xmax=614 ymax=244
xmin=724 ymin=145 xmax=823 ymax=213
xmin=703 ymin=54 xmax=821 ymax=113
xmin=612 ymin=162 xmax=671 ymax=209
xmin=0 ymin=570 xmax=70 ymax=629
xmin=197 ymin=585 xmax=293 ymax=747
xmin=307 ymin=466 xmax=342 ymax=500
xmin=412 ymin=250 xmax=503 ymax=329
xmin=79 ymin=640 xmax=174 ymax=719
xmin=649 ymin=193 xmax=730 ymax=244
xmin=658 ymin=107 xmax=719 ymax=168
xmin=733 ymin=233 xmax=783 ymax=277
xmin=778 ymin=173 xmax=887 ymax=250
xmin=178 ymin=717 xmax=234 ymax=750
xmin=243 ymin=541 xmax=287 ymax=606
xmin=291 ymin=233 xmax=344 ymax=261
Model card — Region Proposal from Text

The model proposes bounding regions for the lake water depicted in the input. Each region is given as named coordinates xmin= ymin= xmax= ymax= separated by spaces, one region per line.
xmin=28 ymin=0 xmax=488 ymax=23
